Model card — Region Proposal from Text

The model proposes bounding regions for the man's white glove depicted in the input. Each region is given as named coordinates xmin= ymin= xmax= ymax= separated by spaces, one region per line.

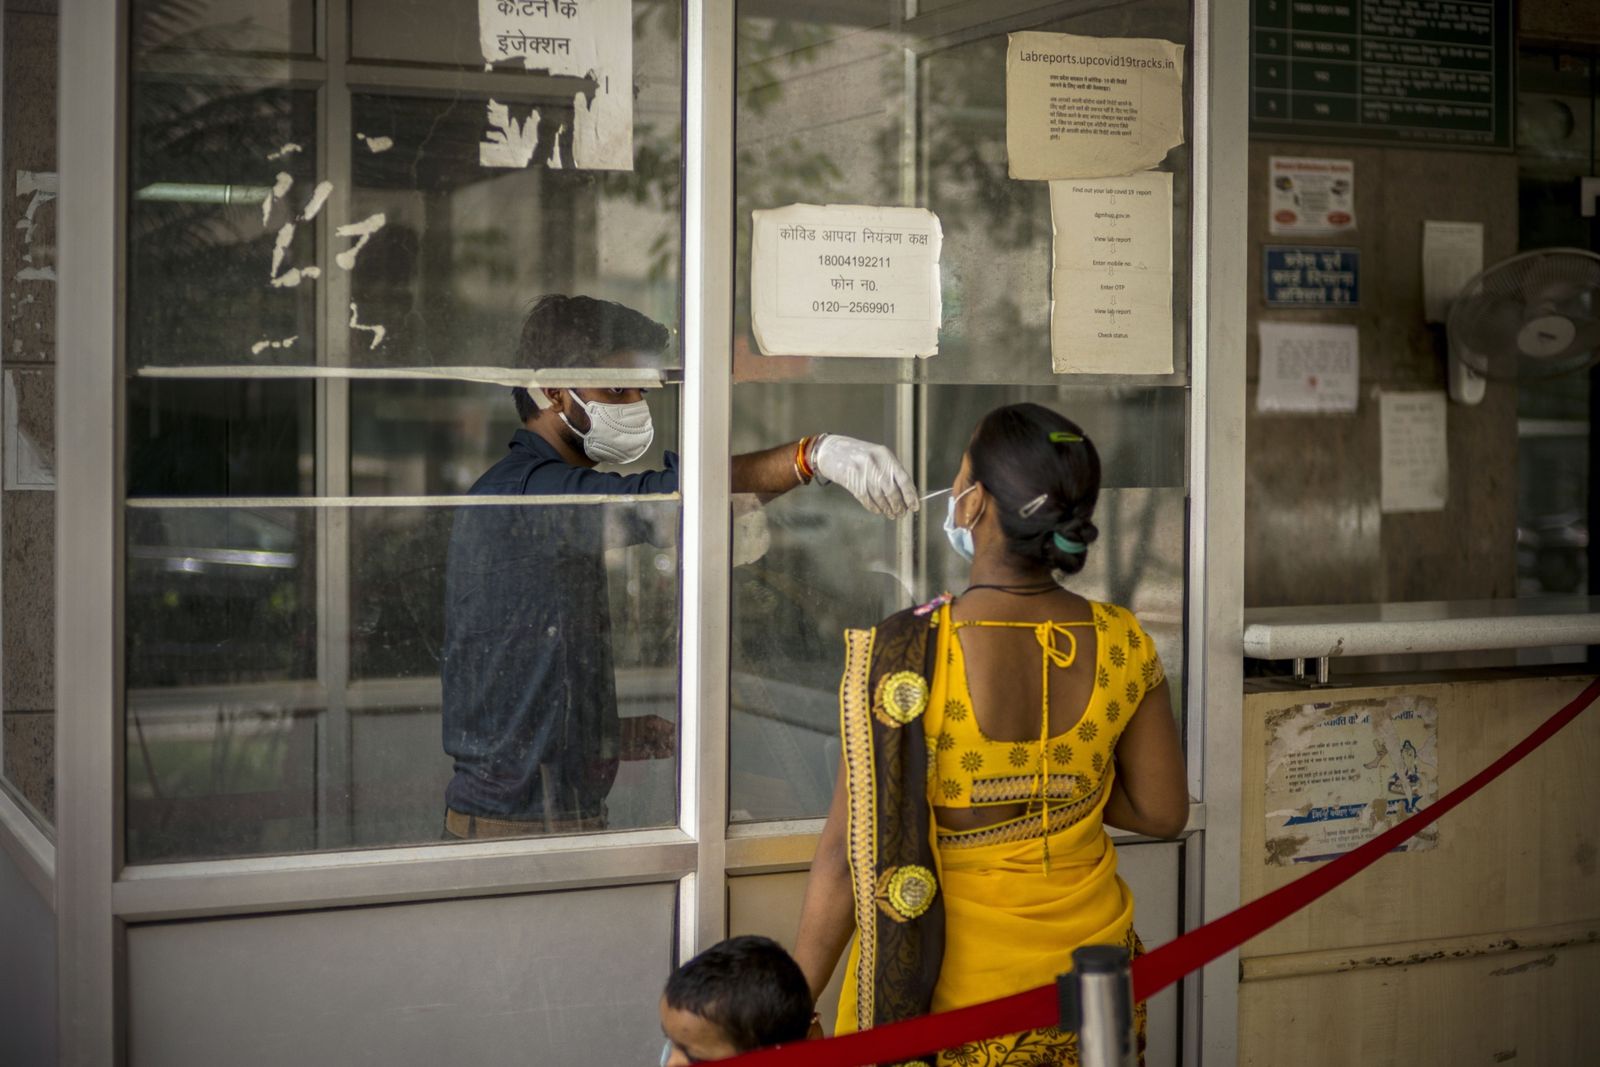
xmin=810 ymin=435 xmax=920 ymax=518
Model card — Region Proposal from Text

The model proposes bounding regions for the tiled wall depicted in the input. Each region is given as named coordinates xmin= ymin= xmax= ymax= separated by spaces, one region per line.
xmin=1 ymin=3 xmax=57 ymax=823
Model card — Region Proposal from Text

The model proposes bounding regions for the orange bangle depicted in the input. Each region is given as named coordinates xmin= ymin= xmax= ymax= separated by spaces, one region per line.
xmin=795 ymin=436 xmax=814 ymax=483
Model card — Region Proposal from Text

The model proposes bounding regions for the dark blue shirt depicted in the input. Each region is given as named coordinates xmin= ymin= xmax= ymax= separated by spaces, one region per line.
xmin=442 ymin=430 xmax=678 ymax=820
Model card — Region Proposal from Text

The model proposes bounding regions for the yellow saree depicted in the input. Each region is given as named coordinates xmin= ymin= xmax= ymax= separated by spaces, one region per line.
xmin=835 ymin=600 xmax=1156 ymax=1066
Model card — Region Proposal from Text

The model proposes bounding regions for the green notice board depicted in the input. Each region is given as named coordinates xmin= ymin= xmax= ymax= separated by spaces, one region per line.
xmin=1251 ymin=0 xmax=1513 ymax=150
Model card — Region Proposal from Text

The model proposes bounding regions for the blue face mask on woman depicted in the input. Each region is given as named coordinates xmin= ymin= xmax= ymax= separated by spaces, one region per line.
xmin=942 ymin=484 xmax=980 ymax=561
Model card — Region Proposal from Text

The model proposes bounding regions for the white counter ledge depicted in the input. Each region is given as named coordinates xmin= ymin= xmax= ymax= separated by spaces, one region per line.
xmin=1242 ymin=596 xmax=1600 ymax=661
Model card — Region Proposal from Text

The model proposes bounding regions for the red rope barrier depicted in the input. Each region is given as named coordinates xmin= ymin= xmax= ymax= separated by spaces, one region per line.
xmin=724 ymin=677 xmax=1600 ymax=1067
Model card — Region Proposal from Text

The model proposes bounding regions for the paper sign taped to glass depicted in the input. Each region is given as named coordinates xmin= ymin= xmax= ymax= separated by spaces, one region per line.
xmin=750 ymin=204 xmax=943 ymax=359
xmin=1006 ymin=31 xmax=1185 ymax=180
xmin=1263 ymin=697 xmax=1439 ymax=866
xmin=1049 ymin=172 xmax=1174 ymax=375
xmin=476 ymin=0 xmax=632 ymax=170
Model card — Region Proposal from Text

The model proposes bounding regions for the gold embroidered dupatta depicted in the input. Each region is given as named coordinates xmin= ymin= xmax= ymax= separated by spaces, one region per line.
xmin=838 ymin=604 xmax=945 ymax=1060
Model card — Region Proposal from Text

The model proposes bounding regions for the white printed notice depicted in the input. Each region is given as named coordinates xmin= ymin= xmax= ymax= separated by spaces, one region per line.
xmin=1048 ymin=172 xmax=1173 ymax=375
xmin=477 ymin=0 xmax=632 ymax=171
xmin=1263 ymin=696 xmax=1439 ymax=866
xmin=750 ymin=204 xmax=943 ymax=359
xmin=1421 ymin=220 xmax=1483 ymax=323
xmin=1380 ymin=391 xmax=1449 ymax=513
xmin=1268 ymin=157 xmax=1356 ymax=236
xmin=1006 ymin=31 xmax=1185 ymax=181
xmin=1256 ymin=322 xmax=1359 ymax=414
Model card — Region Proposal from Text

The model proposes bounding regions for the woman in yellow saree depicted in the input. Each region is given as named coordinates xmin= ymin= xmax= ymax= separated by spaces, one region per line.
xmin=794 ymin=404 xmax=1189 ymax=1067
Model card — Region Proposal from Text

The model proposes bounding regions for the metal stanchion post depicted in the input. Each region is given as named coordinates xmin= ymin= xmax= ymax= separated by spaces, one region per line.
xmin=1057 ymin=945 xmax=1136 ymax=1067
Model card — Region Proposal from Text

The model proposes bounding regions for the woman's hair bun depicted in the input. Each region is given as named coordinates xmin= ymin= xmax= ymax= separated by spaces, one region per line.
xmin=968 ymin=404 xmax=1101 ymax=576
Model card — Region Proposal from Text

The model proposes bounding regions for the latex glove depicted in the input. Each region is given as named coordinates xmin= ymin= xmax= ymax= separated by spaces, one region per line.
xmin=810 ymin=435 xmax=920 ymax=518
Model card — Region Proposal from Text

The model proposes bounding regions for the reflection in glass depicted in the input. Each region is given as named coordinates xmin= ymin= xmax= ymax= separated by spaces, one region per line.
xmin=346 ymin=89 xmax=680 ymax=369
xmin=439 ymin=499 xmax=679 ymax=833
xmin=1515 ymin=48 xmax=1594 ymax=604
xmin=128 ymin=78 xmax=318 ymax=368
xmin=126 ymin=507 xmax=316 ymax=689
xmin=348 ymin=381 xmax=683 ymax=496
xmin=728 ymin=0 xmax=1194 ymax=820
xmin=127 ymin=699 xmax=319 ymax=862
xmin=346 ymin=2 xmax=683 ymax=368
xmin=125 ymin=502 xmax=678 ymax=862
xmin=2 ymin=6 xmax=58 ymax=830
xmin=734 ymin=0 xmax=1191 ymax=386
xmin=133 ymin=0 xmax=316 ymax=57
xmin=127 ymin=378 xmax=314 ymax=497
xmin=728 ymin=384 xmax=903 ymax=821
xmin=123 ymin=2 xmax=692 ymax=861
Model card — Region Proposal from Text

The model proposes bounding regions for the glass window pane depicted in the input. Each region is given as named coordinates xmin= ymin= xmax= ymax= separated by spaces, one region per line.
xmin=348 ymin=380 xmax=681 ymax=496
xmin=729 ymin=0 xmax=1192 ymax=823
xmin=131 ymin=4 xmax=681 ymax=375
xmin=125 ymin=502 xmax=679 ymax=862
xmin=125 ymin=0 xmax=690 ymax=863
xmin=128 ymin=379 xmax=315 ymax=497
xmin=126 ymin=507 xmax=318 ymax=688
xmin=734 ymin=0 xmax=1191 ymax=386
xmin=1 ymin=7 xmax=58 ymax=830
xmin=128 ymin=82 xmax=319 ymax=369
xmin=1515 ymin=48 xmax=1594 ymax=605
xmin=728 ymin=384 xmax=902 ymax=821
xmin=133 ymin=0 xmax=316 ymax=57
xmin=347 ymin=89 xmax=680 ymax=370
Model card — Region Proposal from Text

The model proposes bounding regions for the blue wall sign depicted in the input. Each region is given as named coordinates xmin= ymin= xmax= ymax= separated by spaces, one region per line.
xmin=1263 ymin=246 xmax=1359 ymax=307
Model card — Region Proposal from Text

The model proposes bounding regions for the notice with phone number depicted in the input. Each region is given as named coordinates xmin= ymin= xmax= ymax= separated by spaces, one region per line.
xmin=751 ymin=203 xmax=943 ymax=358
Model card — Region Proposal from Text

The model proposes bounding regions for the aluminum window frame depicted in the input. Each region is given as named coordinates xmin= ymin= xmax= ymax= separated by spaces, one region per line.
xmin=43 ymin=1 xmax=1248 ymax=1064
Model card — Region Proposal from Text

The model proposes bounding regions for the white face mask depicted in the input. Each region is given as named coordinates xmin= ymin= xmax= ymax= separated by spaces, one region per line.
xmin=559 ymin=392 xmax=654 ymax=465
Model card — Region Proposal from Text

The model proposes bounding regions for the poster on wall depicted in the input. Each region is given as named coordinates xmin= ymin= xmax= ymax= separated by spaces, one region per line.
xmin=1380 ymin=391 xmax=1449 ymax=513
xmin=1263 ymin=696 xmax=1439 ymax=866
xmin=750 ymin=203 xmax=943 ymax=359
xmin=1268 ymin=157 xmax=1356 ymax=236
xmin=1256 ymin=322 xmax=1359 ymax=414
xmin=1005 ymin=31 xmax=1185 ymax=180
xmin=477 ymin=0 xmax=633 ymax=170
xmin=1263 ymin=246 xmax=1359 ymax=307
xmin=1250 ymin=0 xmax=1514 ymax=151
xmin=1048 ymin=172 xmax=1174 ymax=375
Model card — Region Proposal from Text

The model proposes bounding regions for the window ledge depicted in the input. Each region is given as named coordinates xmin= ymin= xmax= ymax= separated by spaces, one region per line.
xmin=1243 ymin=596 xmax=1600 ymax=661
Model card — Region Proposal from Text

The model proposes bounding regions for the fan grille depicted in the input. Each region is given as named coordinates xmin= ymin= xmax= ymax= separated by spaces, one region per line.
xmin=1450 ymin=249 xmax=1600 ymax=381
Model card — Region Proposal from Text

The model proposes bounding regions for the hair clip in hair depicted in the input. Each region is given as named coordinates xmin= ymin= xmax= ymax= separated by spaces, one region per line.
xmin=1052 ymin=532 xmax=1087 ymax=555
xmin=1019 ymin=493 xmax=1049 ymax=518
xmin=1048 ymin=431 xmax=1083 ymax=444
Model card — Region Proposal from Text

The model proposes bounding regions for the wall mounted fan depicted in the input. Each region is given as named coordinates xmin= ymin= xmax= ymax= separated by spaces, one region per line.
xmin=1446 ymin=248 xmax=1600 ymax=404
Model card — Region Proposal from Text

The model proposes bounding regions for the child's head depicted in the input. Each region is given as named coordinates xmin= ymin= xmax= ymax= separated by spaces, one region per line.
xmin=658 ymin=935 xmax=812 ymax=1064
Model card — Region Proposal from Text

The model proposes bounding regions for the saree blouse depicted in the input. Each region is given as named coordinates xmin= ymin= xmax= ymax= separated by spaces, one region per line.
xmin=925 ymin=599 xmax=1166 ymax=855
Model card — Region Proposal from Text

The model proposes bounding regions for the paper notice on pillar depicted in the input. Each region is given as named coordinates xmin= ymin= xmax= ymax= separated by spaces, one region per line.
xmin=750 ymin=204 xmax=943 ymax=358
xmin=1049 ymin=172 xmax=1173 ymax=375
xmin=1268 ymin=157 xmax=1356 ymax=236
xmin=1263 ymin=696 xmax=1439 ymax=866
xmin=477 ymin=0 xmax=632 ymax=171
xmin=1256 ymin=322 xmax=1359 ymax=414
xmin=1380 ymin=391 xmax=1449 ymax=514
xmin=1421 ymin=220 xmax=1484 ymax=323
xmin=1005 ymin=31 xmax=1185 ymax=181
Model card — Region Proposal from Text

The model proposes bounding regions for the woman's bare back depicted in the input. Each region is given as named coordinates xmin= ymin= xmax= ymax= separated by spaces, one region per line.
xmin=937 ymin=587 xmax=1100 ymax=831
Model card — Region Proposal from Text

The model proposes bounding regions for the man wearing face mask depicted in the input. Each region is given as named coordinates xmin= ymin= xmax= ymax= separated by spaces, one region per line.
xmin=442 ymin=295 xmax=920 ymax=838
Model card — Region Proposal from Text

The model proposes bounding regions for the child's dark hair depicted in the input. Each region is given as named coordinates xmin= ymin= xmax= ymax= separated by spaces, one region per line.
xmin=509 ymin=294 xmax=670 ymax=421
xmin=968 ymin=402 xmax=1102 ymax=576
xmin=663 ymin=936 xmax=812 ymax=1053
